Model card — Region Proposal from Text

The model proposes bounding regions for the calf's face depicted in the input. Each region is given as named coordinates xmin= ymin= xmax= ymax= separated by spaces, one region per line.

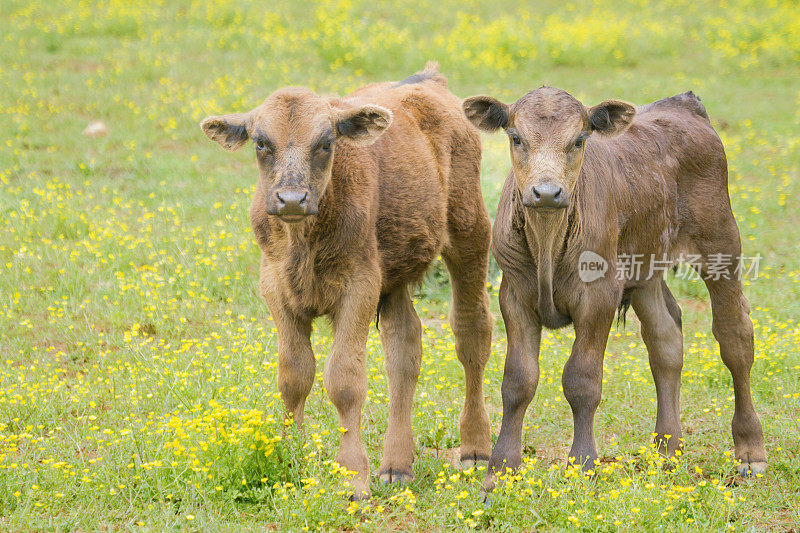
xmin=201 ymin=88 xmax=392 ymax=223
xmin=464 ymin=88 xmax=635 ymax=212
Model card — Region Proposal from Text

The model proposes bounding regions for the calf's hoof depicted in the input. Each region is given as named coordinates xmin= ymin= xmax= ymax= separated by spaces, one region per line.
xmin=660 ymin=458 xmax=678 ymax=472
xmin=346 ymin=473 xmax=371 ymax=501
xmin=566 ymin=452 xmax=598 ymax=473
xmin=480 ymin=489 xmax=492 ymax=508
xmin=460 ymin=451 xmax=490 ymax=470
xmin=738 ymin=460 xmax=767 ymax=477
xmin=349 ymin=489 xmax=371 ymax=502
xmin=378 ymin=468 xmax=413 ymax=485
xmin=481 ymin=460 xmax=516 ymax=495
xmin=482 ymin=474 xmax=497 ymax=495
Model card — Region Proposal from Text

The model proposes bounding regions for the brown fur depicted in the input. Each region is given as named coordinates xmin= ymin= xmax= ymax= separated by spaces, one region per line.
xmin=464 ymin=88 xmax=767 ymax=489
xmin=201 ymin=63 xmax=493 ymax=498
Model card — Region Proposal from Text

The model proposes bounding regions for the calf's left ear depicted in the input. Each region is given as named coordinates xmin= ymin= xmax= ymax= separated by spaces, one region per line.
xmin=588 ymin=100 xmax=636 ymax=136
xmin=335 ymin=105 xmax=393 ymax=146
xmin=200 ymin=112 xmax=251 ymax=151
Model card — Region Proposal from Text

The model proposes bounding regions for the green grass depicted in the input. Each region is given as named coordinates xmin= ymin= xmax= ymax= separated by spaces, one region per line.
xmin=1 ymin=0 xmax=799 ymax=530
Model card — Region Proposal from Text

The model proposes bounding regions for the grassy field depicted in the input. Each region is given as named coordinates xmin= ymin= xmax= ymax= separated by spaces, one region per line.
xmin=1 ymin=0 xmax=799 ymax=530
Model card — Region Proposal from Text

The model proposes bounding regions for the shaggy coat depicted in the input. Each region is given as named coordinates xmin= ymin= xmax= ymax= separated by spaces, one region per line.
xmin=201 ymin=64 xmax=493 ymax=498
xmin=464 ymin=88 xmax=766 ymax=489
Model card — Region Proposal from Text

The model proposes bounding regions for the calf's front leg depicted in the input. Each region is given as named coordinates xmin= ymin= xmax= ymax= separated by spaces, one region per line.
xmin=485 ymin=277 xmax=541 ymax=491
xmin=269 ymin=300 xmax=315 ymax=427
xmin=562 ymin=302 xmax=615 ymax=469
xmin=324 ymin=275 xmax=380 ymax=500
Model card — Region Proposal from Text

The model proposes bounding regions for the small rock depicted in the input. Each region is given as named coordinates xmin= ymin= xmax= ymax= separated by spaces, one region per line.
xmin=82 ymin=121 xmax=108 ymax=137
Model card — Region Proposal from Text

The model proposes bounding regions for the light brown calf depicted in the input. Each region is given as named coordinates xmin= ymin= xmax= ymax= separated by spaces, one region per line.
xmin=201 ymin=63 xmax=492 ymax=499
xmin=463 ymin=88 xmax=767 ymax=489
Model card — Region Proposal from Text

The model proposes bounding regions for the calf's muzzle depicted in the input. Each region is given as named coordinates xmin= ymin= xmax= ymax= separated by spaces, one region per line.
xmin=523 ymin=182 xmax=569 ymax=209
xmin=270 ymin=188 xmax=317 ymax=222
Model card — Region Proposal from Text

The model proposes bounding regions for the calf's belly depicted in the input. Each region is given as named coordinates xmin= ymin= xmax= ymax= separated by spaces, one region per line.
xmin=376 ymin=185 xmax=448 ymax=290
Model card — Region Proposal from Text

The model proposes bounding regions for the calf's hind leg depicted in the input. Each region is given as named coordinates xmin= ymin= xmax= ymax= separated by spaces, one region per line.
xmin=443 ymin=228 xmax=493 ymax=468
xmin=377 ymin=285 xmax=422 ymax=484
xmin=692 ymin=215 xmax=766 ymax=476
xmin=631 ymin=280 xmax=684 ymax=458
xmin=703 ymin=274 xmax=767 ymax=476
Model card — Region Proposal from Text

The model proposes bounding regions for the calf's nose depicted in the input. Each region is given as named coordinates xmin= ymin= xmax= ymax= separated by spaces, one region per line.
xmin=274 ymin=189 xmax=309 ymax=215
xmin=531 ymin=183 xmax=568 ymax=209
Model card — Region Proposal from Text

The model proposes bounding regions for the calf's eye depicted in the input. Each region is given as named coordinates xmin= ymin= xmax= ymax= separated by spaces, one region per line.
xmin=320 ymin=140 xmax=332 ymax=152
xmin=510 ymin=133 xmax=521 ymax=146
xmin=255 ymin=139 xmax=267 ymax=151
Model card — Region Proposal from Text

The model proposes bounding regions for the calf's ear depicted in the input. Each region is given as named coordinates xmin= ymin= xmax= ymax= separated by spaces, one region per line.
xmin=200 ymin=112 xmax=251 ymax=151
xmin=588 ymin=100 xmax=636 ymax=136
xmin=335 ymin=105 xmax=393 ymax=146
xmin=463 ymin=96 xmax=509 ymax=132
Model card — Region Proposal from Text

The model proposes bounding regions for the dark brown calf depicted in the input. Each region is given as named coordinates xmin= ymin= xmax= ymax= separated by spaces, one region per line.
xmin=201 ymin=63 xmax=492 ymax=499
xmin=463 ymin=87 xmax=766 ymax=488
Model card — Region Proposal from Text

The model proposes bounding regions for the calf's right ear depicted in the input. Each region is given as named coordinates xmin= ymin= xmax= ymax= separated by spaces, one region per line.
xmin=200 ymin=112 xmax=251 ymax=151
xmin=463 ymin=96 xmax=509 ymax=132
